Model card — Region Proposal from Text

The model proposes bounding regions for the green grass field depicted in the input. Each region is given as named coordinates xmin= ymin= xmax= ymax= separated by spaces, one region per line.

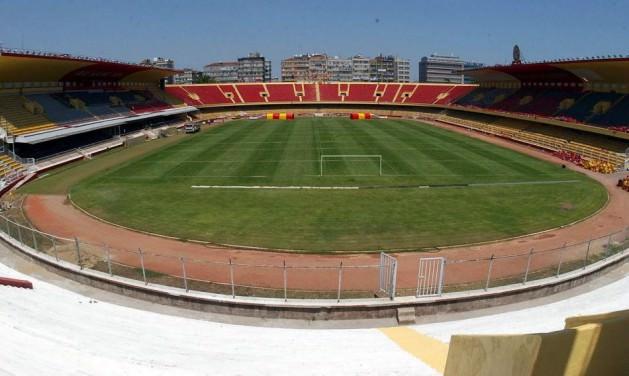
xmin=28 ymin=117 xmax=607 ymax=251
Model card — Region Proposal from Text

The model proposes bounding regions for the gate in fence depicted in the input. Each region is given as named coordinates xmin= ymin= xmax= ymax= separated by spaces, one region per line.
xmin=416 ymin=257 xmax=446 ymax=297
xmin=378 ymin=252 xmax=398 ymax=299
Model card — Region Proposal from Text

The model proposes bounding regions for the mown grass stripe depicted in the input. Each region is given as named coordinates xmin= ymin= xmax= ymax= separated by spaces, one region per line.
xmin=44 ymin=117 xmax=607 ymax=251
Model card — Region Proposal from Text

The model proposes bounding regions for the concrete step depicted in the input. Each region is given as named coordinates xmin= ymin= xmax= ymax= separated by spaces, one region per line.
xmin=396 ymin=307 xmax=416 ymax=325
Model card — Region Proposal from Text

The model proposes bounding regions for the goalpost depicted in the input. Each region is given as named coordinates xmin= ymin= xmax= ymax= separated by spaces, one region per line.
xmin=320 ymin=155 xmax=383 ymax=176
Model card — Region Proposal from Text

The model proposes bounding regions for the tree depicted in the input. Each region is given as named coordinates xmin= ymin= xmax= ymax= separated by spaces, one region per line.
xmin=193 ymin=74 xmax=217 ymax=84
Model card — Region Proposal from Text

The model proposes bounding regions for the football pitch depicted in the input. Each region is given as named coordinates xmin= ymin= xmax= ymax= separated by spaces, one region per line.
xmin=61 ymin=117 xmax=606 ymax=251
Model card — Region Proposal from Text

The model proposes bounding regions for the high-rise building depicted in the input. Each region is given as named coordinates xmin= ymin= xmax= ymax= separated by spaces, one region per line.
xmin=326 ymin=57 xmax=353 ymax=82
xmin=281 ymin=53 xmax=409 ymax=82
xmin=369 ymin=55 xmax=395 ymax=82
xmin=281 ymin=54 xmax=329 ymax=81
xmin=418 ymin=54 xmax=464 ymax=84
xmin=204 ymin=61 xmax=239 ymax=82
xmin=237 ymin=52 xmax=271 ymax=82
xmin=264 ymin=60 xmax=272 ymax=82
xmin=308 ymin=54 xmax=328 ymax=81
xmin=351 ymin=55 xmax=370 ymax=81
xmin=368 ymin=55 xmax=408 ymax=82
xmin=203 ymin=53 xmax=271 ymax=83
xmin=140 ymin=57 xmax=175 ymax=83
xmin=173 ymin=68 xmax=202 ymax=85
xmin=281 ymin=54 xmax=311 ymax=81
xmin=394 ymin=57 xmax=411 ymax=82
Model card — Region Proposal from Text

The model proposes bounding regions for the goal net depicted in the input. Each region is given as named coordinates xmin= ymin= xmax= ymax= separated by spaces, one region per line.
xmin=320 ymin=155 xmax=382 ymax=176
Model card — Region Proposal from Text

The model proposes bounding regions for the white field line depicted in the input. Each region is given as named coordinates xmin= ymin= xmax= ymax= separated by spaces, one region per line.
xmin=110 ymin=174 xmax=577 ymax=180
xmin=191 ymin=185 xmax=360 ymax=190
xmin=469 ymin=180 xmax=580 ymax=187
xmin=190 ymin=180 xmax=580 ymax=190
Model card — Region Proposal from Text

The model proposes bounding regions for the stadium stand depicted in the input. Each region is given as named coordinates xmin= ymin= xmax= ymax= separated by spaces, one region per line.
xmin=236 ymin=84 xmax=268 ymax=103
xmin=518 ymin=89 xmax=585 ymax=116
xmin=0 ymin=48 xmax=196 ymax=170
xmin=265 ymin=83 xmax=300 ymax=102
xmin=319 ymin=83 xmax=343 ymax=102
xmin=188 ymin=85 xmax=230 ymax=105
xmin=457 ymin=58 xmax=629 ymax=134
xmin=587 ymin=94 xmax=629 ymax=126
xmin=218 ymin=85 xmax=243 ymax=103
xmin=147 ymin=87 xmax=186 ymax=107
xmin=0 ymin=155 xmax=24 ymax=179
xmin=344 ymin=83 xmax=377 ymax=102
xmin=438 ymin=111 xmax=626 ymax=172
xmin=457 ymin=87 xmax=629 ymax=131
xmin=455 ymin=87 xmax=518 ymax=107
xmin=164 ymin=86 xmax=204 ymax=106
xmin=377 ymin=83 xmax=401 ymax=103
xmin=434 ymin=85 xmax=475 ymax=105
xmin=167 ymin=83 xmax=476 ymax=106
xmin=24 ymin=91 xmax=173 ymax=124
xmin=394 ymin=84 xmax=419 ymax=103
xmin=0 ymin=94 xmax=58 ymax=135
xmin=28 ymin=93 xmax=95 ymax=124
xmin=554 ymin=91 xmax=623 ymax=123
xmin=301 ymin=83 xmax=318 ymax=102
xmin=408 ymin=84 xmax=450 ymax=104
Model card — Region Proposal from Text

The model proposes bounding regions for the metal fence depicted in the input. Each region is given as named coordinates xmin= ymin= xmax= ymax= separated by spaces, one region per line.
xmin=0 ymin=214 xmax=626 ymax=301
xmin=433 ymin=228 xmax=629 ymax=296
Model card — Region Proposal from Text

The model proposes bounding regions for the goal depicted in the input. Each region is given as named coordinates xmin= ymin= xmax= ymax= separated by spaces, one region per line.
xmin=320 ymin=155 xmax=382 ymax=176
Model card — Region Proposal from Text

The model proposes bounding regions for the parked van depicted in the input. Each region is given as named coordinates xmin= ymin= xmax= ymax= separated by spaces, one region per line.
xmin=184 ymin=122 xmax=200 ymax=133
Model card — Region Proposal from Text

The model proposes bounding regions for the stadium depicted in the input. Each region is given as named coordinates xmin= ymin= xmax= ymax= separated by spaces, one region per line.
xmin=1 ymin=5 xmax=628 ymax=375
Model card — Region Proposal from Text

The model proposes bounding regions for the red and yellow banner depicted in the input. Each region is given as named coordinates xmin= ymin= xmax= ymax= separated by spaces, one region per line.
xmin=266 ymin=113 xmax=295 ymax=120
xmin=350 ymin=112 xmax=372 ymax=120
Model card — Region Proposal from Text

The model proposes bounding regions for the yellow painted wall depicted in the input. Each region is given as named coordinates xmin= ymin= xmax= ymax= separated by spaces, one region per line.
xmin=444 ymin=335 xmax=541 ymax=376
xmin=444 ymin=309 xmax=629 ymax=376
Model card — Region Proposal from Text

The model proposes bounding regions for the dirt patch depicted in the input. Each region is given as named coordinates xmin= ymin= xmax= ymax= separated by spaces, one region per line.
xmin=560 ymin=202 xmax=575 ymax=211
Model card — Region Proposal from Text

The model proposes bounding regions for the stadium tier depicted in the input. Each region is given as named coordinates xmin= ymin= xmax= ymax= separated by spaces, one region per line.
xmin=456 ymin=87 xmax=629 ymax=129
xmin=458 ymin=58 xmax=629 ymax=131
xmin=0 ymin=95 xmax=58 ymax=135
xmin=377 ymin=83 xmax=401 ymax=102
xmin=166 ymin=82 xmax=476 ymax=106
xmin=438 ymin=110 xmax=626 ymax=172
xmin=236 ymin=84 xmax=268 ymax=103
xmin=17 ymin=90 xmax=175 ymax=125
xmin=265 ymin=83 xmax=300 ymax=102
xmin=318 ymin=83 xmax=344 ymax=102
xmin=0 ymin=50 xmax=196 ymax=144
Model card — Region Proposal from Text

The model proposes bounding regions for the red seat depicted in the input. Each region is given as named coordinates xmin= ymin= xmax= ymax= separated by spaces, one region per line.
xmin=266 ymin=84 xmax=299 ymax=102
xmin=345 ymin=83 xmax=378 ymax=102
xmin=237 ymin=84 xmax=267 ymax=103
xmin=378 ymin=84 xmax=401 ymax=103
xmin=319 ymin=84 xmax=342 ymax=102
xmin=0 ymin=276 xmax=33 ymax=289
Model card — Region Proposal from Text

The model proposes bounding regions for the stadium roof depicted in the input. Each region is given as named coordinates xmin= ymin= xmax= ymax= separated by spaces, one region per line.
xmin=0 ymin=49 xmax=177 ymax=83
xmin=465 ymin=57 xmax=629 ymax=85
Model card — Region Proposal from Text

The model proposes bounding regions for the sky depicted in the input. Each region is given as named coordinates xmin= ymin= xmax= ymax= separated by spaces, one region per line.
xmin=0 ymin=0 xmax=627 ymax=80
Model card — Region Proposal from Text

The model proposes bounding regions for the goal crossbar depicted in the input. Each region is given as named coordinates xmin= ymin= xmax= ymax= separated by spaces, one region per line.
xmin=320 ymin=154 xmax=382 ymax=176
